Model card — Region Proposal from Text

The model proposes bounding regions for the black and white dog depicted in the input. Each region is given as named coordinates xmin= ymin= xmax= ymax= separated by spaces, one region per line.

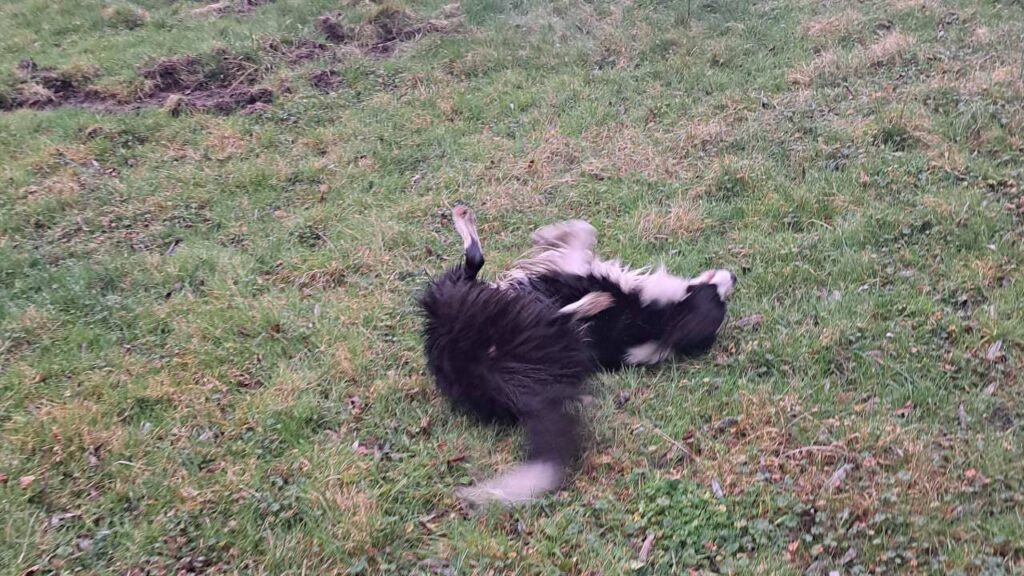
xmin=420 ymin=209 xmax=735 ymax=506
xmin=420 ymin=207 xmax=602 ymax=506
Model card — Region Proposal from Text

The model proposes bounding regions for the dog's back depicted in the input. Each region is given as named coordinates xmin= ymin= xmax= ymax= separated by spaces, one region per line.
xmin=420 ymin=269 xmax=595 ymax=423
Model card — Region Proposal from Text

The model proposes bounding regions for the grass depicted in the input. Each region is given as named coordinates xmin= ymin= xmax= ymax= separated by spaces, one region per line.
xmin=1 ymin=0 xmax=1023 ymax=573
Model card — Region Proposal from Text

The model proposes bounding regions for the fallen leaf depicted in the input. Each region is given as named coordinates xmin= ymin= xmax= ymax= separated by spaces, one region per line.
xmin=714 ymin=416 xmax=739 ymax=432
xmin=894 ymin=402 xmax=914 ymax=417
xmin=48 ymin=511 xmax=80 ymax=528
xmin=711 ymin=478 xmax=724 ymax=499
xmin=417 ymin=558 xmax=450 ymax=575
xmin=734 ymin=314 xmax=763 ymax=330
xmin=613 ymin=391 xmax=631 ymax=409
xmin=827 ymin=463 xmax=854 ymax=490
xmin=18 ymin=475 xmax=35 ymax=489
xmin=840 ymin=547 xmax=858 ymax=565
xmin=639 ymin=533 xmax=656 ymax=562
xmin=0 ymin=473 xmax=7 ymax=484
xmin=864 ymin=350 xmax=884 ymax=364
xmin=787 ymin=540 xmax=800 ymax=554
xmin=985 ymin=340 xmax=1004 ymax=362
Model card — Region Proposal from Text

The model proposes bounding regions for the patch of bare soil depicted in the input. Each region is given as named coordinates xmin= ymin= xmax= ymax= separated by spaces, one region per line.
xmin=308 ymin=69 xmax=342 ymax=93
xmin=1 ymin=5 xmax=459 ymax=114
xmin=137 ymin=52 xmax=273 ymax=115
xmin=2 ymin=59 xmax=100 ymax=110
xmin=316 ymin=4 xmax=459 ymax=57
xmin=2 ymin=52 xmax=273 ymax=114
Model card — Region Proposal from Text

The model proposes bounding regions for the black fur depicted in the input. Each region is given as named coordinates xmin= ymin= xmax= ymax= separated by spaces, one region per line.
xmin=523 ymin=272 xmax=729 ymax=370
xmin=419 ymin=264 xmax=595 ymax=469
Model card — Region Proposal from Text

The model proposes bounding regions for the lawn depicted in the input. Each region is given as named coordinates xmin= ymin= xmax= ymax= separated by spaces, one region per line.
xmin=1 ymin=0 xmax=1023 ymax=573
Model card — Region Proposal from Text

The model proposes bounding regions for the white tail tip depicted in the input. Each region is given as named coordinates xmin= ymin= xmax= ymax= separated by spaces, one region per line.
xmin=455 ymin=461 xmax=563 ymax=507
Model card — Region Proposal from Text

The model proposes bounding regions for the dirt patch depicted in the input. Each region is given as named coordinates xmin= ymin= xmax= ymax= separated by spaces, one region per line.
xmin=309 ymin=69 xmax=342 ymax=93
xmin=2 ymin=59 xmax=99 ymax=110
xmin=3 ymin=52 xmax=273 ymax=114
xmin=316 ymin=4 xmax=459 ymax=57
xmin=265 ymin=38 xmax=329 ymax=63
xmin=2 ymin=5 xmax=459 ymax=114
xmin=137 ymin=51 xmax=273 ymax=114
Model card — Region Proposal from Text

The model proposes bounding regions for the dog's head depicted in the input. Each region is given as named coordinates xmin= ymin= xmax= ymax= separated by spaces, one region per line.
xmin=662 ymin=269 xmax=735 ymax=357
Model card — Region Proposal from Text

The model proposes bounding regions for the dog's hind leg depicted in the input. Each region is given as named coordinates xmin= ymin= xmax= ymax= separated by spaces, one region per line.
xmin=530 ymin=219 xmax=597 ymax=252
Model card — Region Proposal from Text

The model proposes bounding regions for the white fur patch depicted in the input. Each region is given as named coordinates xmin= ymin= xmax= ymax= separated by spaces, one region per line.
xmin=498 ymin=243 xmax=594 ymax=288
xmin=624 ymin=340 xmax=672 ymax=365
xmin=637 ymin=266 xmax=692 ymax=306
xmin=558 ymin=291 xmax=615 ymax=321
xmin=708 ymin=269 xmax=735 ymax=301
xmin=589 ymin=261 xmax=696 ymax=306
xmin=455 ymin=461 xmax=563 ymax=507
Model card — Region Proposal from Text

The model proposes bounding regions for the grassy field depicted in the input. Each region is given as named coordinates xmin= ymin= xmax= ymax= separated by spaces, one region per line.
xmin=2 ymin=0 xmax=1023 ymax=573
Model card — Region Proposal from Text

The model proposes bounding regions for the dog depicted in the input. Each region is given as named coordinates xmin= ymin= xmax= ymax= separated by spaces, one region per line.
xmin=420 ymin=209 xmax=735 ymax=506
xmin=419 ymin=207 xmax=603 ymax=506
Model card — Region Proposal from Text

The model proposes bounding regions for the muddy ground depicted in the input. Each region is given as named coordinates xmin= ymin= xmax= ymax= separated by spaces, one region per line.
xmin=0 ymin=5 xmax=458 ymax=114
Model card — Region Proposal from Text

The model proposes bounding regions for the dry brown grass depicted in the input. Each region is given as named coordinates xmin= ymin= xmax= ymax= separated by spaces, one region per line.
xmin=17 ymin=169 xmax=83 ymax=203
xmin=329 ymin=485 xmax=379 ymax=553
xmin=636 ymin=196 xmax=706 ymax=241
xmin=802 ymin=10 xmax=862 ymax=42
xmin=676 ymin=388 xmax=964 ymax=524
xmin=860 ymin=30 xmax=916 ymax=68
xmin=477 ymin=118 xmax=728 ymax=213
xmin=580 ymin=124 xmax=688 ymax=181
xmin=269 ymin=262 xmax=348 ymax=292
xmin=786 ymin=50 xmax=839 ymax=86
xmin=330 ymin=343 xmax=358 ymax=382
xmin=203 ymin=123 xmax=248 ymax=160
xmin=787 ymin=29 xmax=916 ymax=86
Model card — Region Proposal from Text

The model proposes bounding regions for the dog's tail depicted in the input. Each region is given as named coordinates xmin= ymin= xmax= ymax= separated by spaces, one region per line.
xmin=455 ymin=398 xmax=580 ymax=507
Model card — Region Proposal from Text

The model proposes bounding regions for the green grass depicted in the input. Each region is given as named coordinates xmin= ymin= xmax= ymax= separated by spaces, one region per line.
xmin=2 ymin=0 xmax=1023 ymax=573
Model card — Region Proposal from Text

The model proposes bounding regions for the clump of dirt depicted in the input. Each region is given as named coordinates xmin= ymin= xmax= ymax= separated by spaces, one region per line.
xmin=1 ymin=59 xmax=98 ymax=110
xmin=2 ymin=52 xmax=273 ymax=114
xmin=265 ymin=38 xmax=328 ymax=63
xmin=1 ymin=4 xmax=459 ymax=114
xmin=139 ymin=50 xmax=262 ymax=94
xmin=316 ymin=4 xmax=458 ymax=56
xmin=309 ymin=69 xmax=342 ymax=93
xmin=315 ymin=14 xmax=354 ymax=44
xmin=137 ymin=50 xmax=273 ymax=114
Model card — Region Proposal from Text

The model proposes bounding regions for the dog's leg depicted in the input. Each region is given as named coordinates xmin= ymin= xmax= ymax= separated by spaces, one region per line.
xmin=452 ymin=205 xmax=485 ymax=280
xmin=530 ymin=219 xmax=597 ymax=252
xmin=557 ymin=291 xmax=615 ymax=321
